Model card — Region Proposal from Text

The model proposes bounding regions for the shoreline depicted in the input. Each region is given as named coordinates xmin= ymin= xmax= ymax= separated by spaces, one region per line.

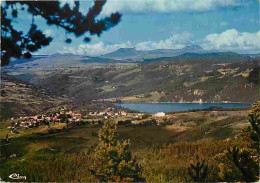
xmin=114 ymin=102 xmax=253 ymax=113
xmin=115 ymin=102 xmax=253 ymax=104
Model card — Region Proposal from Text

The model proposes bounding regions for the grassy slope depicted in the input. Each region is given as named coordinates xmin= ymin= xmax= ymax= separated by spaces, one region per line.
xmin=0 ymin=74 xmax=70 ymax=120
xmin=0 ymin=109 xmax=251 ymax=182
xmin=35 ymin=59 xmax=259 ymax=103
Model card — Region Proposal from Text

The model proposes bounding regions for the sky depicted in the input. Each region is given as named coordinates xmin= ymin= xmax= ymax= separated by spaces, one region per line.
xmin=8 ymin=0 xmax=260 ymax=55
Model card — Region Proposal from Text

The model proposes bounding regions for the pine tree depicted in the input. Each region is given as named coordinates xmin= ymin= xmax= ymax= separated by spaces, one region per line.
xmin=224 ymin=102 xmax=260 ymax=182
xmin=1 ymin=0 xmax=121 ymax=66
xmin=247 ymin=103 xmax=260 ymax=149
xmin=188 ymin=159 xmax=209 ymax=182
xmin=226 ymin=146 xmax=258 ymax=182
xmin=92 ymin=120 xmax=144 ymax=182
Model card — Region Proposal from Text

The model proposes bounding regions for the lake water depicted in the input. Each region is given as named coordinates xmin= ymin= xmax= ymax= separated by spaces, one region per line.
xmin=116 ymin=103 xmax=251 ymax=113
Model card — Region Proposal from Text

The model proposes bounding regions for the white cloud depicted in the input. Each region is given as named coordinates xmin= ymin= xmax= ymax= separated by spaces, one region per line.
xmin=101 ymin=0 xmax=240 ymax=15
xmin=135 ymin=32 xmax=193 ymax=50
xmin=60 ymin=41 xmax=133 ymax=56
xmin=202 ymin=29 xmax=260 ymax=52
xmin=59 ymin=32 xmax=193 ymax=55
xmin=59 ymin=29 xmax=260 ymax=56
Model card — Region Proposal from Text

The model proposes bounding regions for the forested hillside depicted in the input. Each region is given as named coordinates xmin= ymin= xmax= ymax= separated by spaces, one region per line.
xmin=35 ymin=58 xmax=259 ymax=103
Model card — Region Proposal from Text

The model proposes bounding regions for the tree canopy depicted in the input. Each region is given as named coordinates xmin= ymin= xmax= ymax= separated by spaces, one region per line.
xmin=1 ymin=0 xmax=121 ymax=66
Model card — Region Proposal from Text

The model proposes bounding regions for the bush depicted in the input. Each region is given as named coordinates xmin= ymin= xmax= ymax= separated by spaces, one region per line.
xmin=160 ymin=121 xmax=174 ymax=126
xmin=91 ymin=121 xmax=145 ymax=182
xmin=133 ymin=119 xmax=157 ymax=127
xmin=117 ymin=120 xmax=132 ymax=126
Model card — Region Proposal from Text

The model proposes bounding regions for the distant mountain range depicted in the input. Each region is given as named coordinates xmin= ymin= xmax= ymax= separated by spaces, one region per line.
xmin=6 ymin=45 xmax=260 ymax=68
xmin=101 ymin=45 xmax=260 ymax=62
xmin=143 ymin=51 xmax=252 ymax=63
xmin=4 ymin=45 xmax=259 ymax=103
xmin=101 ymin=45 xmax=207 ymax=61
xmin=8 ymin=53 xmax=124 ymax=68
xmin=35 ymin=54 xmax=259 ymax=103
xmin=9 ymin=55 xmax=49 ymax=66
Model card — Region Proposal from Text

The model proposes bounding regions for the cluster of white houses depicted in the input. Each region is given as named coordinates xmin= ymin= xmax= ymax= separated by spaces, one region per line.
xmin=8 ymin=109 xmax=82 ymax=130
xmin=88 ymin=107 xmax=127 ymax=119
xmin=8 ymin=108 xmax=130 ymax=130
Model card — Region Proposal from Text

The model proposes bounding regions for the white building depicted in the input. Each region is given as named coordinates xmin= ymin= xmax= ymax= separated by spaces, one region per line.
xmin=154 ymin=112 xmax=166 ymax=117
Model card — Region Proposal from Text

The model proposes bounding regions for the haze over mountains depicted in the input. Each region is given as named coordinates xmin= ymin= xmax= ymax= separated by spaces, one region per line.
xmin=8 ymin=53 xmax=120 ymax=68
xmin=3 ymin=43 xmax=259 ymax=104
xmin=4 ymin=44 xmax=259 ymax=104
xmin=7 ymin=45 xmax=260 ymax=68
xmin=101 ymin=45 xmax=207 ymax=61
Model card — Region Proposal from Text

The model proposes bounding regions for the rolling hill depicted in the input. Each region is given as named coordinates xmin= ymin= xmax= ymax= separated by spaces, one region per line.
xmin=3 ymin=45 xmax=259 ymax=104
xmin=6 ymin=53 xmax=128 ymax=69
xmin=31 ymin=57 xmax=259 ymax=103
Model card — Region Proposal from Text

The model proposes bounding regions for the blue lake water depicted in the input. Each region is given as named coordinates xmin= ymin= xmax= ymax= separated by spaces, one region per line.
xmin=116 ymin=103 xmax=251 ymax=113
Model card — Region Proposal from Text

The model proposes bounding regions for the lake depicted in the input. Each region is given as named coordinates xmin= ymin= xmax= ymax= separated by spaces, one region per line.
xmin=116 ymin=103 xmax=251 ymax=113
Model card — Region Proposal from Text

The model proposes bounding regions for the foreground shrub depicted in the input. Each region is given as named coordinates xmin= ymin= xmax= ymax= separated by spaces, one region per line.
xmin=220 ymin=102 xmax=259 ymax=182
xmin=91 ymin=121 xmax=144 ymax=182
xmin=188 ymin=159 xmax=209 ymax=182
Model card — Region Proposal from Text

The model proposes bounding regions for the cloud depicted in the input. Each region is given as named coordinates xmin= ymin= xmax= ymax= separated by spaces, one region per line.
xmin=135 ymin=32 xmax=193 ymax=50
xmin=202 ymin=29 xmax=260 ymax=52
xmin=60 ymin=41 xmax=133 ymax=56
xmin=59 ymin=29 xmax=260 ymax=56
xmin=101 ymin=0 xmax=240 ymax=15
xmin=59 ymin=32 xmax=193 ymax=56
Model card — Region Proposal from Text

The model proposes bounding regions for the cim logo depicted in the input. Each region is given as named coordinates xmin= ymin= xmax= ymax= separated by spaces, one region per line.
xmin=9 ymin=173 xmax=26 ymax=180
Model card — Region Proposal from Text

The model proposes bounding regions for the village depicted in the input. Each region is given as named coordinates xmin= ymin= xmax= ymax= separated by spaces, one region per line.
xmin=1 ymin=75 xmax=173 ymax=135
xmin=7 ymin=106 xmax=171 ymax=134
xmin=8 ymin=109 xmax=82 ymax=133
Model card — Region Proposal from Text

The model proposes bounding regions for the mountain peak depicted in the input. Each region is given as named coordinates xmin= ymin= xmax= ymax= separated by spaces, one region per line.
xmin=115 ymin=47 xmax=136 ymax=52
xmin=101 ymin=48 xmax=137 ymax=57
xmin=182 ymin=45 xmax=204 ymax=52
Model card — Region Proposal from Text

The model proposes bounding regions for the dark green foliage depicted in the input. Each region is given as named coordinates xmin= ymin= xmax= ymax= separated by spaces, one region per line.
xmin=248 ymin=67 xmax=260 ymax=84
xmin=141 ymin=113 xmax=152 ymax=119
xmin=204 ymin=70 xmax=221 ymax=77
xmin=160 ymin=121 xmax=174 ymax=126
xmin=223 ymin=103 xmax=260 ymax=182
xmin=57 ymin=114 xmax=67 ymax=122
xmin=1 ymin=0 xmax=121 ymax=65
xmin=92 ymin=75 xmax=104 ymax=83
xmin=226 ymin=146 xmax=258 ymax=182
xmin=144 ymin=93 xmax=152 ymax=98
xmin=136 ymin=119 xmax=157 ymax=127
xmin=91 ymin=121 xmax=144 ymax=182
xmin=188 ymin=159 xmax=209 ymax=182
xmin=117 ymin=120 xmax=132 ymax=126
xmin=91 ymin=131 xmax=98 ymax=137
xmin=66 ymin=114 xmax=72 ymax=118
xmin=248 ymin=104 xmax=260 ymax=146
